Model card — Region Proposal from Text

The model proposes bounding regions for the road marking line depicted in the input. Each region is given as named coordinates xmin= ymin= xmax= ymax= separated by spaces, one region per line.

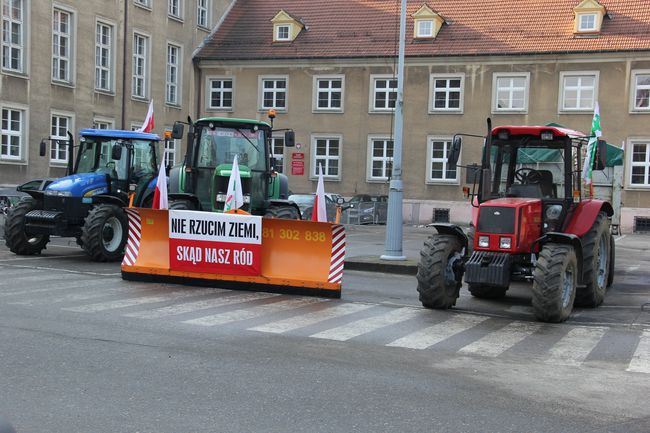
xmin=183 ymin=298 xmax=328 ymax=327
xmin=0 ymin=273 xmax=76 ymax=287
xmin=386 ymin=314 xmax=489 ymax=350
xmin=7 ymin=287 xmax=128 ymax=306
xmin=627 ymin=331 xmax=650 ymax=374
xmin=544 ymin=326 xmax=608 ymax=366
xmin=0 ymin=278 xmax=114 ymax=297
xmin=458 ymin=321 xmax=543 ymax=357
xmin=62 ymin=289 xmax=216 ymax=312
xmin=0 ymin=254 xmax=87 ymax=262
xmin=250 ymin=303 xmax=374 ymax=334
xmin=0 ymin=263 xmax=119 ymax=276
xmin=626 ymin=265 xmax=640 ymax=272
xmin=123 ymin=291 xmax=278 ymax=319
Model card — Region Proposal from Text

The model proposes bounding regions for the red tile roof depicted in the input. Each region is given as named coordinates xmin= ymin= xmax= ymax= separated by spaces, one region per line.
xmin=196 ymin=0 xmax=650 ymax=60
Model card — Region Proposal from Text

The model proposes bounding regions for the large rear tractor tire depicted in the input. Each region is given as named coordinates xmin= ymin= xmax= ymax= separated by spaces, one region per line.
xmin=81 ymin=204 xmax=128 ymax=262
xmin=169 ymin=199 xmax=197 ymax=211
xmin=264 ymin=205 xmax=301 ymax=220
xmin=468 ymin=284 xmax=507 ymax=299
xmin=575 ymin=212 xmax=611 ymax=307
xmin=416 ymin=235 xmax=464 ymax=309
xmin=4 ymin=198 xmax=50 ymax=255
xmin=532 ymin=243 xmax=577 ymax=323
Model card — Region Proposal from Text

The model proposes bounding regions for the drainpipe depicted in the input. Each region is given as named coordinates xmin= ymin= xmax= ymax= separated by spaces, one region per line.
xmin=120 ymin=0 xmax=129 ymax=129
xmin=193 ymin=57 xmax=201 ymax=120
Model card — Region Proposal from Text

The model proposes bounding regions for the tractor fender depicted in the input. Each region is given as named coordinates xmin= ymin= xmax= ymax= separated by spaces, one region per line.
xmin=267 ymin=199 xmax=301 ymax=215
xmin=564 ymin=199 xmax=614 ymax=238
xmin=535 ymin=232 xmax=584 ymax=284
xmin=427 ymin=223 xmax=469 ymax=255
xmin=168 ymin=165 xmax=182 ymax=194
xmin=168 ymin=193 xmax=201 ymax=210
xmin=92 ymin=194 xmax=128 ymax=208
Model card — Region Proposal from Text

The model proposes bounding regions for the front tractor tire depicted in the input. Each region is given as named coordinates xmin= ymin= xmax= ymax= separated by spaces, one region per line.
xmin=264 ymin=205 xmax=301 ymax=220
xmin=532 ymin=243 xmax=578 ymax=323
xmin=4 ymin=197 xmax=50 ymax=255
xmin=575 ymin=211 xmax=611 ymax=307
xmin=416 ymin=235 xmax=464 ymax=309
xmin=81 ymin=204 xmax=128 ymax=262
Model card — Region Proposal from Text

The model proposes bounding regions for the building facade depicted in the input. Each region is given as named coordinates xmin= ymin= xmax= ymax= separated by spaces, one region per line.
xmin=0 ymin=0 xmax=233 ymax=185
xmin=193 ymin=0 xmax=650 ymax=232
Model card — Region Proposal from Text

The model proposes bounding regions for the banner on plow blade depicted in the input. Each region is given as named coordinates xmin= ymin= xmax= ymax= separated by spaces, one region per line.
xmin=168 ymin=210 xmax=262 ymax=276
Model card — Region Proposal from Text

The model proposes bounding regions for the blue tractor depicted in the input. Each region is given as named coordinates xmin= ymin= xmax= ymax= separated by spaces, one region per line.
xmin=4 ymin=129 xmax=160 ymax=261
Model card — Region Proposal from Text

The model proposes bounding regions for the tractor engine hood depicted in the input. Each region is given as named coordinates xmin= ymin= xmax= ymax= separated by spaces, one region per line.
xmin=475 ymin=198 xmax=542 ymax=254
xmin=214 ymin=164 xmax=252 ymax=178
xmin=44 ymin=173 xmax=109 ymax=198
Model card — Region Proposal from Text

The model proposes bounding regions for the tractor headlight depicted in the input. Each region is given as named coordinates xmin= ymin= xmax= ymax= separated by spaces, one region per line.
xmin=500 ymin=237 xmax=512 ymax=249
xmin=478 ymin=236 xmax=489 ymax=248
xmin=216 ymin=194 xmax=227 ymax=202
xmin=243 ymin=194 xmax=250 ymax=204
xmin=45 ymin=190 xmax=72 ymax=197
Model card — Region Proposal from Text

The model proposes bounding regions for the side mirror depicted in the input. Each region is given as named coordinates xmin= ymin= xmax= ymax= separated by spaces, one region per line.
xmin=284 ymin=130 xmax=295 ymax=147
xmin=171 ymin=122 xmax=184 ymax=140
xmin=111 ymin=143 xmax=123 ymax=160
xmin=465 ymin=163 xmax=481 ymax=184
xmin=448 ymin=135 xmax=462 ymax=170
xmin=39 ymin=140 xmax=47 ymax=157
xmin=592 ymin=139 xmax=607 ymax=171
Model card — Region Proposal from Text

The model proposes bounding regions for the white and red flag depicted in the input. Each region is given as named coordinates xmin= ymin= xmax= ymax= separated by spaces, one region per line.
xmin=311 ymin=163 xmax=327 ymax=222
xmin=152 ymin=158 xmax=168 ymax=209
xmin=224 ymin=154 xmax=244 ymax=211
xmin=137 ymin=100 xmax=155 ymax=133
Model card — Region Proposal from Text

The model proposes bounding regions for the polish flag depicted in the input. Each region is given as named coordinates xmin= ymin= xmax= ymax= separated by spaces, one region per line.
xmin=137 ymin=100 xmax=155 ymax=133
xmin=311 ymin=163 xmax=327 ymax=222
xmin=152 ymin=158 xmax=168 ymax=210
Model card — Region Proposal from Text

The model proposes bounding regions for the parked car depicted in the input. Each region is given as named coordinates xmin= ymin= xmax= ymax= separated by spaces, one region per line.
xmin=288 ymin=193 xmax=340 ymax=222
xmin=343 ymin=194 xmax=388 ymax=224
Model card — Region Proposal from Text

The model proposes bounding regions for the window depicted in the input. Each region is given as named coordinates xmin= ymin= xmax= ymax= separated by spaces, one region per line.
xmin=95 ymin=21 xmax=113 ymax=92
xmin=426 ymin=137 xmax=458 ymax=183
xmin=50 ymin=113 xmax=72 ymax=164
xmin=52 ymin=8 xmax=73 ymax=83
xmin=132 ymin=32 xmax=148 ymax=98
xmin=430 ymin=74 xmax=464 ymax=112
xmin=208 ymin=78 xmax=233 ymax=110
xmin=168 ymin=0 xmax=183 ymax=20
xmin=271 ymin=136 xmax=285 ymax=173
xmin=166 ymin=43 xmax=181 ymax=105
xmin=416 ymin=20 xmax=433 ymax=38
xmin=371 ymin=76 xmax=397 ymax=111
xmin=93 ymin=118 xmax=113 ymax=129
xmin=163 ymin=129 xmax=178 ymax=167
xmin=1 ymin=106 xmax=24 ymax=160
xmin=259 ymin=76 xmax=287 ymax=111
xmin=134 ymin=0 xmax=150 ymax=8
xmin=275 ymin=24 xmax=290 ymax=41
xmin=631 ymin=71 xmax=650 ymax=112
xmin=560 ymin=72 xmax=597 ymax=111
xmin=492 ymin=73 xmax=529 ymax=113
xmin=367 ymin=136 xmax=393 ymax=181
xmin=197 ymin=0 xmax=209 ymax=28
xmin=630 ymin=141 xmax=650 ymax=187
xmin=313 ymin=76 xmax=344 ymax=112
xmin=2 ymin=0 xmax=25 ymax=73
xmin=578 ymin=13 xmax=597 ymax=32
xmin=311 ymin=135 xmax=341 ymax=180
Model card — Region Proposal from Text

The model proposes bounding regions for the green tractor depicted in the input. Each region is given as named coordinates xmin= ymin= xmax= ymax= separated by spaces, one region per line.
xmin=168 ymin=113 xmax=300 ymax=218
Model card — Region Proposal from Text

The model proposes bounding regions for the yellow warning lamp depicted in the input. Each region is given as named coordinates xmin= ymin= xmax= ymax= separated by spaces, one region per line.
xmin=267 ymin=109 xmax=277 ymax=119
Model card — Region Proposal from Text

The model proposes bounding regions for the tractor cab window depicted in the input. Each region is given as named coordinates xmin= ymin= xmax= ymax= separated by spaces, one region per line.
xmin=197 ymin=126 xmax=264 ymax=171
xmin=75 ymin=138 xmax=127 ymax=179
xmin=130 ymin=139 xmax=158 ymax=182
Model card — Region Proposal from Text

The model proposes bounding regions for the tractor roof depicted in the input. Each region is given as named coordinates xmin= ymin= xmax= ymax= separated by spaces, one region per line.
xmin=197 ymin=117 xmax=271 ymax=129
xmin=79 ymin=129 xmax=160 ymax=141
xmin=492 ymin=125 xmax=586 ymax=138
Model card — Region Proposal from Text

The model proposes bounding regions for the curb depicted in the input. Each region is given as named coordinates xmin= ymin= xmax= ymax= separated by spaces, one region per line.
xmin=344 ymin=257 xmax=418 ymax=275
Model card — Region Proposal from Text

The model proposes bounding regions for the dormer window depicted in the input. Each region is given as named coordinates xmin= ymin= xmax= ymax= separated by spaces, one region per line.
xmin=578 ymin=13 xmax=597 ymax=32
xmin=573 ymin=0 xmax=606 ymax=34
xmin=271 ymin=10 xmax=304 ymax=43
xmin=412 ymin=4 xmax=445 ymax=40
xmin=416 ymin=20 xmax=434 ymax=38
xmin=276 ymin=24 xmax=291 ymax=41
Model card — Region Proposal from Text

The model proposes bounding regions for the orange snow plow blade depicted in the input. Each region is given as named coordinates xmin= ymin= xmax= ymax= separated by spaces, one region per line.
xmin=121 ymin=208 xmax=345 ymax=298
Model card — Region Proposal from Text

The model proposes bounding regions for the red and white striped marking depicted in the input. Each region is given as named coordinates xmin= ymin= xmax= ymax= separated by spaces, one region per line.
xmin=122 ymin=208 xmax=142 ymax=266
xmin=328 ymin=224 xmax=345 ymax=283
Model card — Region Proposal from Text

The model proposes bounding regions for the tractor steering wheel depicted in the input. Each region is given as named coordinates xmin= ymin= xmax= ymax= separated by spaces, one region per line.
xmin=514 ymin=167 xmax=542 ymax=184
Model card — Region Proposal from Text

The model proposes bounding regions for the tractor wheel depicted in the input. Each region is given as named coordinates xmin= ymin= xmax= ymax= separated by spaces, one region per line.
xmin=575 ymin=212 xmax=610 ymax=307
xmin=467 ymin=224 xmax=475 ymax=255
xmin=468 ymin=284 xmax=507 ymax=299
xmin=169 ymin=199 xmax=196 ymax=210
xmin=4 ymin=198 xmax=50 ymax=255
xmin=607 ymin=233 xmax=615 ymax=288
xmin=416 ymin=235 xmax=464 ymax=309
xmin=531 ymin=243 xmax=577 ymax=323
xmin=81 ymin=204 xmax=128 ymax=262
xmin=264 ymin=205 xmax=301 ymax=220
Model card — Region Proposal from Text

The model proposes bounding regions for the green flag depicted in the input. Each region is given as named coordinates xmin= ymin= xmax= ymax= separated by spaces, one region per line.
xmin=582 ymin=102 xmax=602 ymax=185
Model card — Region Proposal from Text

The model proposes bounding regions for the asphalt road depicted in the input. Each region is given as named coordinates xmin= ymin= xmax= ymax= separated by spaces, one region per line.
xmin=0 ymin=233 xmax=648 ymax=432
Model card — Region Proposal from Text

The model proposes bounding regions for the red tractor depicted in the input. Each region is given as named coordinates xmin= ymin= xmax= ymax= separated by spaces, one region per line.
xmin=416 ymin=120 xmax=614 ymax=322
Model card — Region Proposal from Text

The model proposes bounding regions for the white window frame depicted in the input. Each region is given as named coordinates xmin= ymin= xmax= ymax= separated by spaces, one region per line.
xmin=369 ymin=74 xmax=398 ymax=113
xmin=577 ymin=13 xmax=597 ymax=32
xmin=429 ymin=73 xmax=464 ymax=113
xmin=134 ymin=0 xmax=151 ymax=9
xmin=312 ymin=75 xmax=345 ymax=113
xmin=558 ymin=71 xmax=598 ymax=112
xmin=630 ymin=70 xmax=650 ymax=113
xmin=310 ymin=134 xmax=342 ymax=181
xmin=51 ymin=4 xmax=75 ymax=85
xmin=416 ymin=20 xmax=434 ymax=38
xmin=165 ymin=42 xmax=182 ymax=106
xmin=168 ymin=0 xmax=183 ymax=21
xmin=628 ymin=138 xmax=650 ymax=189
xmin=366 ymin=135 xmax=393 ymax=182
xmin=196 ymin=0 xmax=209 ymax=29
xmin=49 ymin=111 xmax=74 ymax=165
xmin=270 ymin=134 xmax=285 ymax=173
xmin=492 ymin=72 xmax=529 ymax=114
xmin=206 ymin=76 xmax=233 ymax=111
xmin=93 ymin=117 xmax=114 ymax=129
xmin=0 ymin=103 xmax=27 ymax=162
xmin=94 ymin=19 xmax=115 ymax=93
xmin=2 ymin=0 xmax=26 ymax=74
xmin=131 ymin=31 xmax=150 ymax=100
xmin=426 ymin=136 xmax=460 ymax=184
xmin=275 ymin=24 xmax=291 ymax=41
xmin=258 ymin=75 xmax=288 ymax=112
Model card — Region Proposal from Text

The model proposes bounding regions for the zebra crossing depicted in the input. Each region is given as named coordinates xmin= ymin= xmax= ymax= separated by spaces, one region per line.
xmin=1 ymin=272 xmax=649 ymax=374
